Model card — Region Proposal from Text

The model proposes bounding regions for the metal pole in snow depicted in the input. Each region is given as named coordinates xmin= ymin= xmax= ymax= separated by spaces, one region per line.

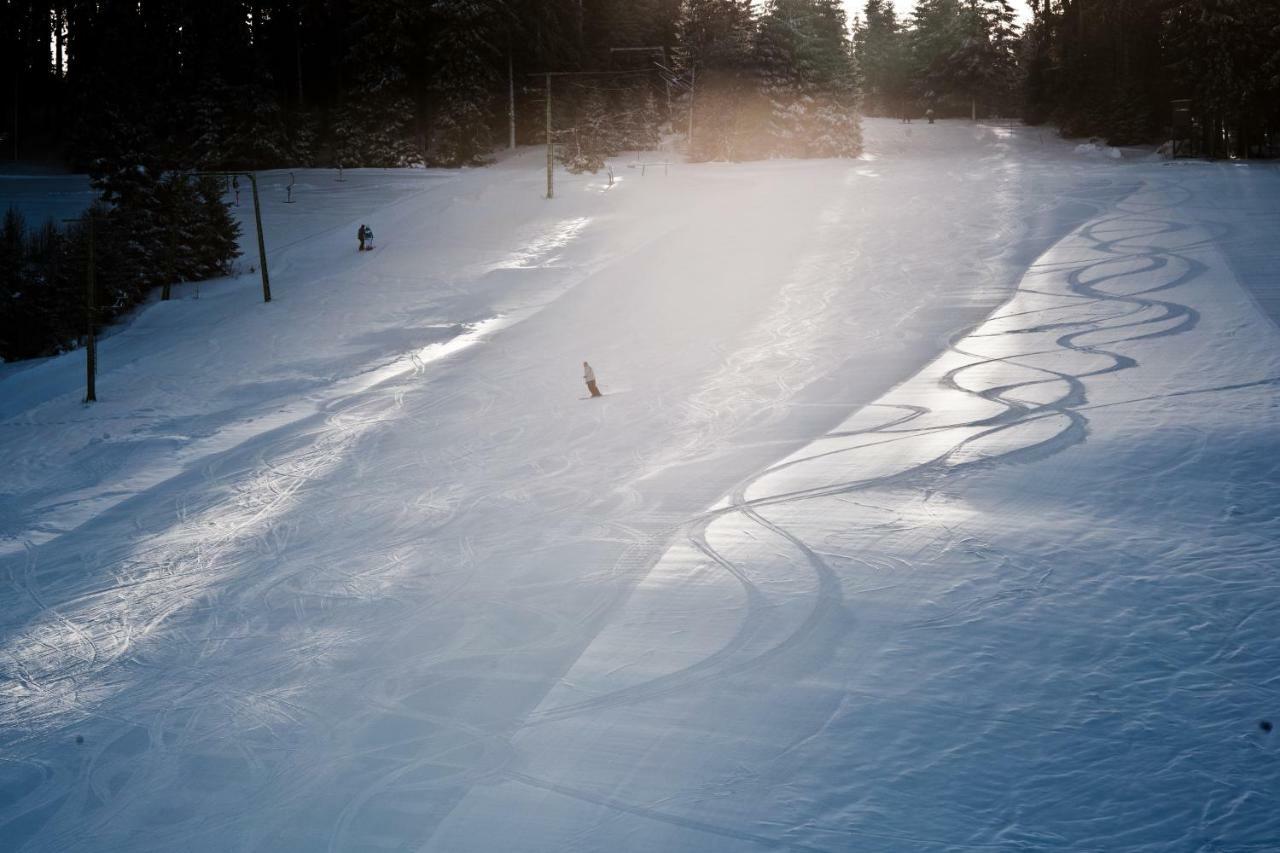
xmin=248 ymin=173 xmax=272 ymax=302
xmin=509 ymin=52 xmax=517 ymax=150
xmin=545 ymin=74 xmax=554 ymax=200
xmin=687 ymin=66 xmax=695 ymax=153
xmin=194 ymin=171 xmax=272 ymax=301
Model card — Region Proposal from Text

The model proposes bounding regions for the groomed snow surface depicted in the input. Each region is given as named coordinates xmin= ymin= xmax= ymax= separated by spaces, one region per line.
xmin=2 ymin=120 xmax=1278 ymax=852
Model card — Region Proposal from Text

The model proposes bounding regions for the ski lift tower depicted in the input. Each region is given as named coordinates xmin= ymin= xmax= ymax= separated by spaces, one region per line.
xmin=608 ymin=47 xmax=695 ymax=149
xmin=654 ymin=59 xmax=695 ymax=151
xmin=527 ymin=68 xmax=659 ymax=200
xmin=195 ymin=171 xmax=272 ymax=303
xmin=609 ymin=46 xmax=669 ymax=107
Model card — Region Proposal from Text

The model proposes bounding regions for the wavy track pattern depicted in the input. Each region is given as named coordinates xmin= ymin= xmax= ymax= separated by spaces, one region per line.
xmin=525 ymin=175 xmax=1231 ymax=752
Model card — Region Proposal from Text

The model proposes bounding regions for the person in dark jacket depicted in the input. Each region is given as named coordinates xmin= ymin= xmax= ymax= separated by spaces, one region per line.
xmin=358 ymin=224 xmax=368 ymax=252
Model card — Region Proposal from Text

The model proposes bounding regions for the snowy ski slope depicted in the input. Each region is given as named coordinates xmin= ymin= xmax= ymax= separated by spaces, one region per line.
xmin=1 ymin=120 xmax=1278 ymax=851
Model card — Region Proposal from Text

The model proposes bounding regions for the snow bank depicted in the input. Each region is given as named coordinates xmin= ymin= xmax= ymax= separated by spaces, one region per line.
xmin=1074 ymin=139 xmax=1124 ymax=159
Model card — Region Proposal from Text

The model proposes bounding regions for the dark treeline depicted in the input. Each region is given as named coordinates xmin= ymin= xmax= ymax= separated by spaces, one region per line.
xmin=5 ymin=1 xmax=1277 ymax=169
xmin=854 ymin=0 xmax=1021 ymax=119
xmin=854 ymin=0 xmax=1280 ymax=155
xmin=1 ymin=0 xmax=861 ymax=170
xmin=2 ymin=1 xmax=1277 ymax=362
xmin=3 ymin=0 xmax=583 ymax=169
xmin=9 ymin=1 xmax=1276 ymax=169
xmin=1023 ymin=0 xmax=1280 ymax=155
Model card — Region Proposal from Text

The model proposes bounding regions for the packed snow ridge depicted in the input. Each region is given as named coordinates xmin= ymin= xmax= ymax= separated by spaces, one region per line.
xmin=1 ymin=119 xmax=1278 ymax=852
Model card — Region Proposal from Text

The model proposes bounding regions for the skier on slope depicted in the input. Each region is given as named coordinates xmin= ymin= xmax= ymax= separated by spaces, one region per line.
xmin=583 ymin=361 xmax=602 ymax=398
xmin=358 ymin=224 xmax=368 ymax=252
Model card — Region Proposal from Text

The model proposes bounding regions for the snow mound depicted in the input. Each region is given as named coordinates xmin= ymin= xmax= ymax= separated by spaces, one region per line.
xmin=1074 ymin=139 xmax=1124 ymax=159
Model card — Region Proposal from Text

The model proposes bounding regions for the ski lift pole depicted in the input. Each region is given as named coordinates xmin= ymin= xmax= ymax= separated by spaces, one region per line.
xmin=530 ymin=68 xmax=658 ymax=200
xmin=509 ymin=51 xmax=517 ymax=151
xmin=688 ymin=65 xmax=695 ymax=152
xmin=545 ymin=73 xmax=554 ymax=200
xmin=196 ymin=171 xmax=272 ymax=303
xmin=248 ymin=173 xmax=271 ymax=302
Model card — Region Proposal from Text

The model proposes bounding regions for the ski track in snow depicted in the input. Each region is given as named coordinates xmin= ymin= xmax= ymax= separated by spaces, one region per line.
xmin=1 ymin=124 xmax=1279 ymax=852
xmin=422 ymin=172 xmax=1280 ymax=851
xmin=525 ymin=180 xmax=1224 ymax=722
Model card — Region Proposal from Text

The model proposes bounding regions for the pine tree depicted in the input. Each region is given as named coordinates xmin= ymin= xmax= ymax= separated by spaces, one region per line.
xmin=942 ymin=0 xmax=1020 ymax=119
xmin=678 ymin=0 xmax=757 ymax=161
xmin=616 ymin=83 xmax=663 ymax=152
xmin=907 ymin=0 xmax=965 ymax=112
xmin=226 ymin=83 xmax=297 ymax=169
xmin=560 ymin=88 xmax=613 ymax=173
xmin=334 ymin=0 xmax=425 ymax=167
xmin=1165 ymin=0 xmax=1280 ymax=156
xmin=429 ymin=1 xmax=503 ymax=167
xmin=202 ymin=180 xmax=243 ymax=278
xmin=853 ymin=0 xmax=907 ymax=116
xmin=754 ymin=0 xmax=862 ymax=159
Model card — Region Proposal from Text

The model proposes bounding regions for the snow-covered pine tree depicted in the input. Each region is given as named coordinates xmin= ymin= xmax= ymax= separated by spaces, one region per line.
xmin=192 ymin=176 xmax=243 ymax=279
xmin=852 ymin=0 xmax=907 ymax=116
xmin=287 ymin=111 xmax=320 ymax=166
xmin=754 ymin=0 xmax=861 ymax=159
xmin=616 ymin=83 xmax=663 ymax=152
xmin=225 ymin=82 xmax=297 ymax=169
xmin=678 ymin=0 xmax=757 ymax=161
xmin=333 ymin=79 xmax=422 ymax=167
xmin=185 ymin=78 xmax=235 ymax=170
xmin=334 ymin=0 xmax=424 ymax=167
xmin=89 ymin=118 xmax=168 ymax=302
xmin=754 ymin=0 xmax=808 ymax=158
xmin=560 ymin=88 xmax=612 ymax=173
xmin=802 ymin=0 xmax=862 ymax=157
xmin=429 ymin=1 xmax=502 ymax=167
xmin=944 ymin=0 xmax=1019 ymax=118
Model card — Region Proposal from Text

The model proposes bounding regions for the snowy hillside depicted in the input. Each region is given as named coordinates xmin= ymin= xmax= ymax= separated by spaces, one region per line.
xmin=2 ymin=120 xmax=1278 ymax=852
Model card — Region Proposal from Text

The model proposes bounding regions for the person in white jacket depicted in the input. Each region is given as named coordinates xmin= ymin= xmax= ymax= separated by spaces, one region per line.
xmin=583 ymin=361 xmax=602 ymax=397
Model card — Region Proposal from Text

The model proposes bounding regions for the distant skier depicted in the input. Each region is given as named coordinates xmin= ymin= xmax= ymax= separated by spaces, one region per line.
xmin=364 ymin=225 xmax=374 ymax=249
xmin=358 ymin=224 xmax=368 ymax=252
xmin=583 ymin=361 xmax=602 ymax=398
xmin=927 ymin=107 xmax=935 ymax=124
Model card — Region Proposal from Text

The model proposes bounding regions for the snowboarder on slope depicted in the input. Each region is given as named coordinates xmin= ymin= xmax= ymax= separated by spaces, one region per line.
xmin=583 ymin=361 xmax=602 ymax=398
